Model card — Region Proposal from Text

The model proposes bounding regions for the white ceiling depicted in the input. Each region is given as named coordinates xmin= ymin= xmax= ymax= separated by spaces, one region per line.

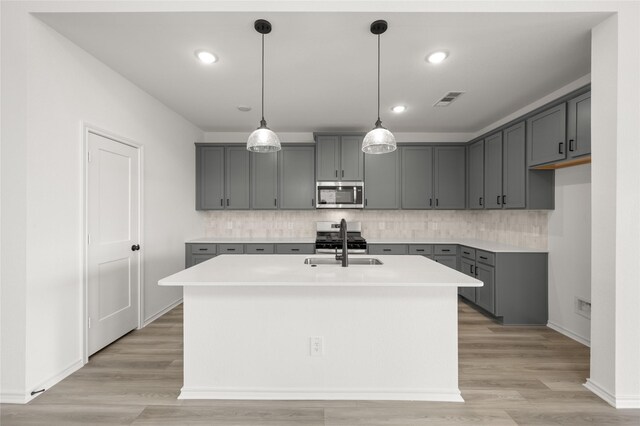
xmin=36 ymin=12 xmax=606 ymax=133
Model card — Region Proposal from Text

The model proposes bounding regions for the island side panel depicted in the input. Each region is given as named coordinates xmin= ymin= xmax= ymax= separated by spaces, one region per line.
xmin=181 ymin=285 xmax=462 ymax=401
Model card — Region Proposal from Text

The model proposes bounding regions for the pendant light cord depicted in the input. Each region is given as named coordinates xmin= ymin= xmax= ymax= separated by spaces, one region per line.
xmin=261 ymin=33 xmax=265 ymax=125
xmin=377 ymin=34 xmax=381 ymax=123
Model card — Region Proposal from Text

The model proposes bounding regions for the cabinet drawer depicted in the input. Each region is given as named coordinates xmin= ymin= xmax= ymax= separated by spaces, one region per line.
xmin=246 ymin=244 xmax=275 ymax=254
xmin=189 ymin=243 xmax=217 ymax=254
xmin=434 ymin=254 xmax=457 ymax=270
xmin=476 ymin=250 xmax=495 ymax=266
xmin=409 ymin=244 xmax=433 ymax=255
xmin=434 ymin=244 xmax=457 ymax=255
xmin=368 ymin=244 xmax=408 ymax=255
xmin=218 ymin=244 xmax=244 ymax=254
xmin=460 ymin=246 xmax=476 ymax=260
xmin=275 ymin=244 xmax=315 ymax=254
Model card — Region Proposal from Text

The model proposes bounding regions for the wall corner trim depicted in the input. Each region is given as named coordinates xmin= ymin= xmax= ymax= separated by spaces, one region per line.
xmin=585 ymin=379 xmax=640 ymax=409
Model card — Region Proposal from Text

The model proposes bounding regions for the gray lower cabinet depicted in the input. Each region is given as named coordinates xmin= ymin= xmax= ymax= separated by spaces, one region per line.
xmin=364 ymin=148 xmax=400 ymax=209
xmin=315 ymin=134 xmax=364 ymax=181
xmin=401 ymin=146 xmax=433 ymax=209
xmin=527 ymin=103 xmax=567 ymax=166
xmin=368 ymin=244 xmax=408 ymax=255
xmin=434 ymin=146 xmax=466 ymax=209
xmin=475 ymin=262 xmax=495 ymax=313
xmin=567 ymin=92 xmax=591 ymax=158
xmin=185 ymin=243 xmax=217 ymax=268
xmin=225 ymin=147 xmax=250 ymax=209
xmin=251 ymin=152 xmax=278 ymax=209
xmin=458 ymin=256 xmax=477 ymax=302
xmin=196 ymin=146 xmax=225 ymax=210
xmin=467 ymin=140 xmax=484 ymax=209
xmin=434 ymin=254 xmax=457 ymax=269
xmin=279 ymin=146 xmax=316 ymax=209
xmin=275 ymin=244 xmax=315 ymax=254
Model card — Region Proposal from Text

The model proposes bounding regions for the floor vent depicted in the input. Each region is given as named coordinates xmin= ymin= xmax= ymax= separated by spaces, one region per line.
xmin=434 ymin=91 xmax=465 ymax=107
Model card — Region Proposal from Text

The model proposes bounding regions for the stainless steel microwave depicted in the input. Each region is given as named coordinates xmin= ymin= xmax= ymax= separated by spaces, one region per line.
xmin=316 ymin=181 xmax=364 ymax=209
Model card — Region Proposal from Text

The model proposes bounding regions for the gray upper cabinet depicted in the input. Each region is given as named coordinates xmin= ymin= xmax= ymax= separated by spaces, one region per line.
xmin=315 ymin=134 xmax=364 ymax=181
xmin=434 ymin=146 xmax=466 ymax=209
xmin=484 ymin=133 xmax=503 ymax=209
xmin=467 ymin=140 xmax=484 ymax=209
xmin=196 ymin=145 xmax=224 ymax=210
xmin=401 ymin=146 xmax=433 ymax=209
xmin=225 ymin=147 xmax=250 ymax=210
xmin=340 ymin=136 xmax=364 ymax=180
xmin=502 ymin=122 xmax=526 ymax=209
xmin=315 ymin=135 xmax=340 ymax=181
xmin=279 ymin=146 xmax=316 ymax=209
xmin=567 ymin=92 xmax=591 ymax=158
xmin=527 ymin=103 xmax=567 ymax=166
xmin=364 ymin=148 xmax=400 ymax=209
xmin=251 ymin=151 xmax=278 ymax=209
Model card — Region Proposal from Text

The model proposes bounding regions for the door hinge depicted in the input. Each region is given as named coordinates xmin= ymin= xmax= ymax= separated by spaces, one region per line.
xmin=88 ymin=317 xmax=92 ymax=329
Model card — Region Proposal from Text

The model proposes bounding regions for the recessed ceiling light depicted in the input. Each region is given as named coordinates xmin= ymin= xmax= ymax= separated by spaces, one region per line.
xmin=427 ymin=51 xmax=448 ymax=64
xmin=237 ymin=105 xmax=252 ymax=112
xmin=391 ymin=105 xmax=407 ymax=113
xmin=195 ymin=50 xmax=217 ymax=64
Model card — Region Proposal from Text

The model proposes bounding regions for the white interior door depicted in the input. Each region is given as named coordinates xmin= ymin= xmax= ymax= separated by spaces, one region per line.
xmin=87 ymin=132 xmax=140 ymax=355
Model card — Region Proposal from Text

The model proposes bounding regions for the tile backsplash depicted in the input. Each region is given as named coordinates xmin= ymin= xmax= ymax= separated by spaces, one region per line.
xmin=201 ymin=210 xmax=548 ymax=249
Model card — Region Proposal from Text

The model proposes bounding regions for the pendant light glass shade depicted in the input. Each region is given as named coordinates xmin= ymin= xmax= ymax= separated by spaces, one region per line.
xmin=247 ymin=122 xmax=281 ymax=153
xmin=247 ymin=20 xmax=281 ymax=153
xmin=362 ymin=20 xmax=396 ymax=154
xmin=362 ymin=124 xmax=396 ymax=154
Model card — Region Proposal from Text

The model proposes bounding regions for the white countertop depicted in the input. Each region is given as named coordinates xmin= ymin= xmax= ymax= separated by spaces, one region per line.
xmin=159 ymin=254 xmax=483 ymax=288
xmin=187 ymin=237 xmax=315 ymax=244
xmin=367 ymin=238 xmax=548 ymax=253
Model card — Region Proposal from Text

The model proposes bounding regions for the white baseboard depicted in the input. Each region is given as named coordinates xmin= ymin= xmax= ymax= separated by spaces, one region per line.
xmin=0 ymin=391 xmax=30 ymax=404
xmin=1 ymin=359 xmax=84 ymax=404
xmin=179 ymin=387 xmax=464 ymax=402
xmin=142 ymin=298 xmax=182 ymax=327
xmin=547 ymin=321 xmax=590 ymax=347
xmin=585 ymin=379 xmax=640 ymax=409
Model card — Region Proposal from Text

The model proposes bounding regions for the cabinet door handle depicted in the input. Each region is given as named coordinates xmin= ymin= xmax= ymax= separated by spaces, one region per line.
xmin=569 ymin=139 xmax=575 ymax=152
xmin=365 ymin=198 xmax=368 ymax=207
xmin=226 ymin=199 xmax=229 ymax=206
xmin=220 ymin=199 xmax=223 ymax=206
xmin=256 ymin=248 xmax=264 ymax=251
xmin=383 ymin=249 xmax=391 ymax=252
xmin=416 ymin=249 xmax=424 ymax=252
xmin=474 ymin=266 xmax=478 ymax=276
xmin=497 ymin=195 xmax=501 ymax=205
xmin=470 ymin=264 xmax=473 ymax=274
xmin=479 ymin=197 xmax=483 ymax=206
xmin=342 ymin=170 xmax=344 ymax=178
xmin=436 ymin=198 xmax=439 ymax=207
xmin=502 ymin=195 xmax=506 ymax=205
xmin=335 ymin=170 xmax=338 ymax=178
xmin=274 ymin=198 xmax=277 ymax=206
xmin=227 ymin=248 xmax=236 ymax=251
xmin=291 ymin=248 xmax=299 ymax=252
xmin=199 ymin=248 xmax=208 ymax=251
xmin=479 ymin=256 xmax=488 ymax=260
xmin=558 ymin=141 xmax=564 ymax=154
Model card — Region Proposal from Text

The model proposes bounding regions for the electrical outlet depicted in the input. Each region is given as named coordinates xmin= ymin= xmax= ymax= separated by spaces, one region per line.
xmin=310 ymin=336 xmax=323 ymax=357
xmin=575 ymin=297 xmax=591 ymax=319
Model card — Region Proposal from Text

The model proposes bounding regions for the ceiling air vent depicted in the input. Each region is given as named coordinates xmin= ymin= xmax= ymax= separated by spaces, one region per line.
xmin=434 ymin=91 xmax=465 ymax=107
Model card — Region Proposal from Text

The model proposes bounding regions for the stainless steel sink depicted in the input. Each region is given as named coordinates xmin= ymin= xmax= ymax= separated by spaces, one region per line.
xmin=304 ymin=257 xmax=383 ymax=266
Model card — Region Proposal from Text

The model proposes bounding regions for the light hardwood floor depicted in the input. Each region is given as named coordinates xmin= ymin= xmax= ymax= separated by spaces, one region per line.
xmin=2 ymin=300 xmax=639 ymax=425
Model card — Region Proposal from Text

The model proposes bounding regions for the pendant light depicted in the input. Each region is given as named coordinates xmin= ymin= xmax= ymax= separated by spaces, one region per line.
xmin=362 ymin=20 xmax=397 ymax=154
xmin=247 ymin=19 xmax=281 ymax=153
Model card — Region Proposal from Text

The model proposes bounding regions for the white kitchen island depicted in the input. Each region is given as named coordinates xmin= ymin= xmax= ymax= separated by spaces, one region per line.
xmin=159 ymin=254 xmax=482 ymax=402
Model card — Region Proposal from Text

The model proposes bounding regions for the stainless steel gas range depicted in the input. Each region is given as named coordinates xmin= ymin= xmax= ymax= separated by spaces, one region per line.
xmin=314 ymin=221 xmax=367 ymax=254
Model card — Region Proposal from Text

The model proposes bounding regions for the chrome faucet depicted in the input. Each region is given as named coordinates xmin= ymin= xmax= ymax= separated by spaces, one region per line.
xmin=336 ymin=218 xmax=349 ymax=267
